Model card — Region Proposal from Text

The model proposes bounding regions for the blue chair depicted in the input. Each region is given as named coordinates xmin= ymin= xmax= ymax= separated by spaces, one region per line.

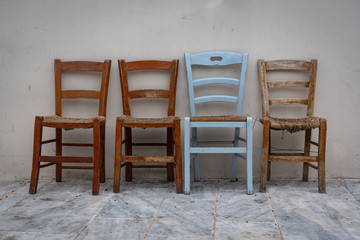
xmin=184 ymin=51 xmax=253 ymax=195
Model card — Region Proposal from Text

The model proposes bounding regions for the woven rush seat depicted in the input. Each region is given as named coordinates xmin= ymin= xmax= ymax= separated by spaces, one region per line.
xmin=118 ymin=115 xmax=178 ymax=124
xmin=42 ymin=115 xmax=105 ymax=124
xmin=190 ymin=115 xmax=247 ymax=122
xmin=260 ymin=116 xmax=321 ymax=133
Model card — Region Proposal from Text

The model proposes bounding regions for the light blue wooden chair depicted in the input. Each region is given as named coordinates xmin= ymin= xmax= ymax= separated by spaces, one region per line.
xmin=184 ymin=51 xmax=253 ymax=195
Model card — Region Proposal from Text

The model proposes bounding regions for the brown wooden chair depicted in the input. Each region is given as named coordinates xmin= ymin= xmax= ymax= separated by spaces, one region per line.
xmin=258 ymin=59 xmax=327 ymax=193
xmin=113 ymin=59 xmax=182 ymax=193
xmin=29 ymin=59 xmax=111 ymax=195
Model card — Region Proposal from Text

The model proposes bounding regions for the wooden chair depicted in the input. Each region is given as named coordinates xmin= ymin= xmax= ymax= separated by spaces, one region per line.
xmin=258 ymin=59 xmax=327 ymax=193
xmin=184 ymin=51 xmax=253 ymax=195
xmin=29 ymin=59 xmax=111 ymax=195
xmin=113 ymin=59 xmax=182 ymax=193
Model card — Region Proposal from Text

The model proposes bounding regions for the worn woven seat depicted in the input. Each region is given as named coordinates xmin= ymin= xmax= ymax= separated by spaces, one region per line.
xmin=190 ymin=115 xmax=247 ymax=122
xmin=42 ymin=115 xmax=106 ymax=125
xmin=118 ymin=115 xmax=178 ymax=125
xmin=260 ymin=116 xmax=321 ymax=133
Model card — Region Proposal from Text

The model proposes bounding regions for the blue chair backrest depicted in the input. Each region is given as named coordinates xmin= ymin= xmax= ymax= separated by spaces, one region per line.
xmin=185 ymin=51 xmax=248 ymax=116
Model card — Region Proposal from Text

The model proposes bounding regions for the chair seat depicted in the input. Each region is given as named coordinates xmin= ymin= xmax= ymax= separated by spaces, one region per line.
xmin=260 ymin=116 xmax=322 ymax=133
xmin=41 ymin=115 xmax=105 ymax=128
xmin=190 ymin=115 xmax=247 ymax=122
xmin=118 ymin=115 xmax=179 ymax=128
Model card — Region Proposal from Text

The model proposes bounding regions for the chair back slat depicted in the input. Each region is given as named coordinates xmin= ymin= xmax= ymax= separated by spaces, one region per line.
xmin=265 ymin=60 xmax=311 ymax=71
xmin=128 ymin=89 xmax=170 ymax=99
xmin=193 ymin=77 xmax=240 ymax=87
xmin=185 ymin=51 xmax=248 ymax=116
xmin=258 ymin=59 xmax=317 ymax=117
xmin=190 ymin=51 xmax=244 ymax=66
xmin=119 ymin=59 xmax=179 ymax=116
xmin=61 ymin=90 xmax=101 ymax=99
xmin=269 ymin=98 xmax=308 ymax=106
xmin=54 ymin=59 xmax=111 ymax=117
xmin=267 ymin=81 xmax=309 ymax=88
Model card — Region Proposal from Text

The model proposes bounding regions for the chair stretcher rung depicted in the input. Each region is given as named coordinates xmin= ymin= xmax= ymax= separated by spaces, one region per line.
xmin=197 ymin=140 xmax=235 ymax=145
xmin=190 ymin=147 xmax=246 ymax=154
xmin=310 ymin=141 xmax=319 ymax=146
xmin=307 ymin=163 xmax=318 ymax=169
xmin=190 ymin=122 xmax=246 ymax=128
xmin=41 ymin=139 xmax=57 ymax=144
xmin=40 ymin=156 xmax=93 ymax=163
xmin=62 ymin=143 xmax=93 ymax=147
xmin=122 ymin=156 xmax=175 ymax=163
xmin=39 ymin=163 xmax=57 ymax=168
xmin=62 ymin=166 xmax=93 ymax=169
xmin=268 ymin=155 xmax=318 ymax=162
xmin=132 ymin=164 xmax=169 ymax=168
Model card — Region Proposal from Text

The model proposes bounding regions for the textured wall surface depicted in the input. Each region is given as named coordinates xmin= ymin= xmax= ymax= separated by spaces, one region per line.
xmin=1 ymin=0 xmax=359 ymax=180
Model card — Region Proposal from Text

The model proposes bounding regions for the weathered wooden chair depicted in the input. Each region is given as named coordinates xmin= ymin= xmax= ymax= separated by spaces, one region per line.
xmin=258 ymin=59 xmax=327 ymax=193
xmin=184 ymin=51 xmax=252 ymax=195
xmin=29 ymin=59 xmax=111 ymax=195
xmin=113 ymin=59 xmax=182 ymax=193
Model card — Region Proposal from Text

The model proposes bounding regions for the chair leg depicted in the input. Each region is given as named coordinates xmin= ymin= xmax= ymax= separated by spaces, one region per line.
xmin=174 ymin=118 xmax=183 ymax=193
xmin=192 ymin=128 xmax=200 ymax=182
xmin=113 ymin=118 xmax=123 ymax=193
xmin=231 ymin=127 xmax=240 ymax=182
xmin=100 ymin=124 xmax=106 ymax=183
xmin=260 ymin=119 xmax=270 ymax=192
xmin=302 ymin=129 xmax=312 ymax=182
xmin=246 ymin=117 xmax=253 ymax=195
xmin=267 ymin=135 xmax=271 ymax=181
xmin=125 ymin=127 xmax=133 ymax=181
xmin=92 ymin=119 xmax=101 ymax=195
xmin=184 ymin=117 xmax=190 ymax=195
xmin=29 ymin=116 xmax=43 ymax=194
xmin=318 ymin=119 xmax=327 ymax=193
xmin=167 ymin=127 xmax=174 ymax=182
xmin=55 ymin=128 xmax=62 ymax=182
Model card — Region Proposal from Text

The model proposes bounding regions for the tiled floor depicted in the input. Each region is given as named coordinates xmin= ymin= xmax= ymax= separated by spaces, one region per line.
xmin=0 ymin=178 xmax=359 ymax=240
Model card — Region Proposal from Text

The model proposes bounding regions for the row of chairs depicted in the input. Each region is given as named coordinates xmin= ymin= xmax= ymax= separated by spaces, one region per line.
xmin=29 ymin=51 xmax=327 ymax=195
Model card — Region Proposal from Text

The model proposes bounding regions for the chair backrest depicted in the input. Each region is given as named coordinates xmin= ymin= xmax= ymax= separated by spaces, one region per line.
xmin=185 ymin=51 xmax=248 ymax=116
xmin=54 ymin=59 xmax=112 ymax=117
xmin=258 ymin=59 xmax=317 ymax=117
xmin=118 ymin=59 xmax=179 ymax=117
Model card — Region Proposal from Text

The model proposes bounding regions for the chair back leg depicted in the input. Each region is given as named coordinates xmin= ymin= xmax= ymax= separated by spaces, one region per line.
xmin=260 ymin=119 xmax=270 ymax=192
xmin=174 ymin=118 xmax=183 ymax=193
xmin=192 ymin=128 xmax=200 ymax=182
xmin=167 ymin=127 xmax=175 ymax=181
xmin=231 ymin=127 xmax=240 ymax=182
xmin=55 ymin=128 xmax=62 ymax=182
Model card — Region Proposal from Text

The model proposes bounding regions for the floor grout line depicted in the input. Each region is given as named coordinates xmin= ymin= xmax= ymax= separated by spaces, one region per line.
xmin=73 ymin=193 xmax=115 ymax=240
xmin=336 ymin=178 xmax=360 ymax=203
xmin=211 ymin=179 xmax=220 ymax=240
xmin=142 ymin=183 xmax=172 ymax=240
xmin=266 ymin=190 xmax=284 ymax=240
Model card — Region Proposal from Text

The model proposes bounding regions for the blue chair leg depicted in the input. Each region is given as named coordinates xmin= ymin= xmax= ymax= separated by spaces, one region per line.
xmin=231 ymin=127 xmax=240 ymax=182
xmin=184 ymin=117 xmax=191 ymax=195
xmin=192 ymin=128 xmax=200 ymax=182
xmin=246 ymin=117 xmax=253 ymax=195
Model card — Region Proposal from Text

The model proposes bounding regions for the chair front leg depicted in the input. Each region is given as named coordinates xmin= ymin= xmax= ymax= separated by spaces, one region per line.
xmin=318 ymin=119 xmax=327 ymax=193
xmin=174 ymin=118 xmax=183 ymax=193
xmin=29 ymin=116 xmax=43 ymax=194
xmin=260 ymin=119 xmax=270 ymax=192
xmin=100 ymin=123 xmax=106 ymax=183
xmin=184 ymin=117 xmax=191 ymax=195
xmin=167 ymin=127 xmax=174 ymax=182
xmin=246 ymin=117 xmax=253 ymax=195
xmin=113 ymin=118 xmax=123 ymax=193
xmin=92 ymin=118 xmax=101 ymax=195
xmin=231 ymin=127 xmax=240 ymax=182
